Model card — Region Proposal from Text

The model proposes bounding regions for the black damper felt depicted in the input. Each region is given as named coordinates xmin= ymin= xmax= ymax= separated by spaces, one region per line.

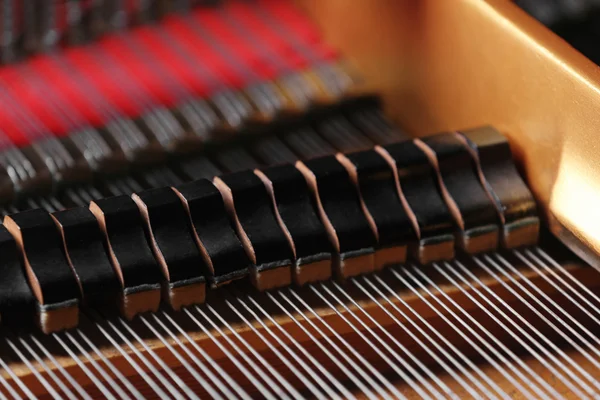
xmin=89 ymin=196 xmax=163 ymax=295
xmin=421 ymin=133 xmax=500 ymax=253
xmin=381 ymin=140 xmax=456 ymax=263
xmin=259 ymin=164 xmax=332 ymax=265
xmin=4 ymin=209 xmax=80 ymax=306
xmin=0 ymin=224 xmax=35 ymax=319
xmin=217 ymin=171 xmax=294 ymax=272
xmin=459 ymin=126 xmax=539 ymax=248
xmin=301 ymin=155 xmax=377 ymax=255
xmin=4 ymin=208 xmax=81 ymax=332
xmin=174 ymin=179 xmax=251 ymax=286
xmin=52 ymin=207 xmax=121 ymax=306
xmin=296 ymin=155 xmax=376 ymax=277
xmin=133 ymin=187 xmax=207 ymax=286
xmin=344 ymin=149 xmax=417 ymax=248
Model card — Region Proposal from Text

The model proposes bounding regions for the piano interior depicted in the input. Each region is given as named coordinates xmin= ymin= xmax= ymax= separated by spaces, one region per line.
xmin=0 ymin=0 xmax=597 ymax=398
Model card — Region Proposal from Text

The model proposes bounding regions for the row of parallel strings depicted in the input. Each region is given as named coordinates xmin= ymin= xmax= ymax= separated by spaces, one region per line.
xmin=0 ymin=247 xmax=597 ymax=399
